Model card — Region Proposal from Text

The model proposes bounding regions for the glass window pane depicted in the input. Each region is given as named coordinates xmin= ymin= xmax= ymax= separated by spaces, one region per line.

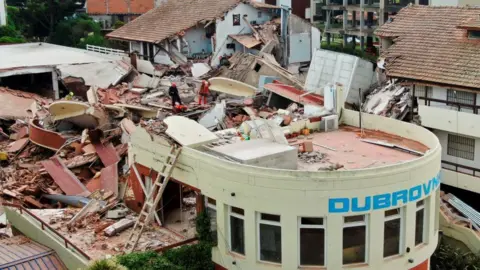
xmin=300 ymin=228 xmax=325 ymax=266
xmin=416 ymin=200 xmax=424 ymax=207
xmin=384 ymin=218 xmax=401 ymax=257
xmin=343 ymin=225 xmax=366 ymax=264
xmin=230 ymin=216 xmax=245 ymax=255
xmin=301 ymin=217 xmax=323 ymax=225
xmin=260 ymin=223 xmax=282 ymax=263
xmin=415 ymin=208 xmax=424 ymax=245
xmin=207 ymin=207 xmax=217 ymax=244
xmin=261 ymin=214 xmax=280 ymax=222
xmin=231 ymin=207 xmax=244 ymax=216
xmin=385 ymin=208 xmax=400 ymax=217
xmin=344 ymin=215 xmax=364 ymax=223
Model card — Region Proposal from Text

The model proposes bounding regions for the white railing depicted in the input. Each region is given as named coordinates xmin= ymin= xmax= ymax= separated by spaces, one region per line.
xmin=86 ymin=44 xmax=128 ymax=57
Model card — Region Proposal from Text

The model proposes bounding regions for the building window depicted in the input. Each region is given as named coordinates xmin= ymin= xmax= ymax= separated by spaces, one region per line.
xmin=384 ymin=208 xmax=403 ymax=258
xmin=229 ymin=207 xmax=245 ymax=255
xmin=415 ymin=200 xmax=425 ymax=246
xmin=206 ymin=197 xmax=218 ymax=244
xmin=299 ymin=217 xmax=325 ymax=266
xmin=258 ymin=11 xmax=262 ymax=18
xmin=233 ymin=14 xmax=241 ymax=26
xmin=468 ymin=30 xmax=480 ymax=40
xmin=414 ymin=85 xmax=432 ymax=98
xmin=258 ymin=213 xmax=281 ymax=263
xmin=447 ymin=134 xmax=475 ymax=161
xmin=447 ymin=89 xmax=475 ymax=109
xmin=343 ymin=215 xmax=367 ymax=265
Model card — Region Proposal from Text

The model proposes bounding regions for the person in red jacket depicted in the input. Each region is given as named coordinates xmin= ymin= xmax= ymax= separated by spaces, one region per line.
xmin=198 ymin=80 xmax=210 ymax=105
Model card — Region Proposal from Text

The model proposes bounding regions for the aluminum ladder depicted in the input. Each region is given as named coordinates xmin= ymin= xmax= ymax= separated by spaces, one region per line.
xmin=124 ymin=145 xmax=181 ymax=253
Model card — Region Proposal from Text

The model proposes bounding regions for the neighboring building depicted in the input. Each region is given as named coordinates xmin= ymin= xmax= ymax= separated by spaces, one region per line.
xmin=131 ymin=108 xmax=441 ymax=269
xmin=86 ymin=0 xmax=157 ymax=30
xmin=430 ymin=0 xmax=479 ymax=6
xmin=265 ymin=0 xmax=312 ymax=18
xmin=376 ymin=6 xmax=480 ymax=194
xmin=107 ymin=0 xmax=285 ymax=67
xmin=0 ymin=0 xmax=6 ymax=26
xmin=311 ymin=0 xmax=429 ymax=51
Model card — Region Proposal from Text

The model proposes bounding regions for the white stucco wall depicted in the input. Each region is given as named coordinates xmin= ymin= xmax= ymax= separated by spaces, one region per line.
xmin=212 ymin=3 xmax=273 ymax=66
xmin=131 ymin=109 xmax=441 ymax=270
xmin=183 ymin=25 xmax=212 ymax=56
xmin=0 ymin=0 xmax=7 ymax=26
xmin=305 ymin=49 xmax=376 ymax=104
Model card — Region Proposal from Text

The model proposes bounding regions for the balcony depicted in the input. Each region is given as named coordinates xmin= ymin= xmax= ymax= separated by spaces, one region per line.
xmin=386 ymin=0 xmax=415 ymax=12
xmin=442 ymin=161 xmax=480 ymax=194
xmin=418 ymin=97 xmax=480 ymax=138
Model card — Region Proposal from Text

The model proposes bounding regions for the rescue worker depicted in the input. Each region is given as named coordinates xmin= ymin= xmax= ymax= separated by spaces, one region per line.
xmin=168 ymin=82 xmax=182 ymax=108
xmin=198 ymin=80 xmax=210 ymax=105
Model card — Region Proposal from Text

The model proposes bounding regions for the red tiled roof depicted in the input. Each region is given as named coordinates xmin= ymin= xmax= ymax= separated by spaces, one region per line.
xmin=375 ymin=6 xmax=480 ymax=90
xmin=87 ymin=0 xmax=154 ymax=15
xmin=107 ymin=0 xmax=247 ymax=43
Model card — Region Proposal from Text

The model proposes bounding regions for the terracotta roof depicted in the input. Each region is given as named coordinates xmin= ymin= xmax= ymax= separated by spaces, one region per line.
xmin=229 ymin=34 xmax=262 ymax=48
xmin=107 ymin=0 xmax=245 ymax=43
xmin=376 ymin=6 xmax=480 ymax=89
xmin=87 ymin=0 xmax=154 ymax=15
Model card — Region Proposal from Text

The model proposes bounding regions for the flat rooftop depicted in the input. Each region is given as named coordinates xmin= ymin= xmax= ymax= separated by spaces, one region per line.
xmin=295 ymin=126 xmax=428 ymax=171
xmin=0 ymin=43 xmax=120 ymax=72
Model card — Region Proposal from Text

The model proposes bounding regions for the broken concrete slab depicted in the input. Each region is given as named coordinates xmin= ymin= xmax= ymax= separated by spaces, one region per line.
xmin=7 ymin=138 xmax=29 ymax=153
xmin=29 ymin=120 xmax=67 ymax=151
xmin=0 ymin=87 xmax=37 ymax=120
xmin=191 ymin=63 xmax=211 ymax=78
xmin=58 ymin=60 xmax=132 ymax=89
xmin=208 ymin=77 xmax=256 ymax=97
xmin=113 ymin=104 xmax=158 ymax=119
xmin=198 ymin=100 xmax=226 ymax=130
xmin=41 ymin=156 xmax=90 ymax=197
xmin=133 ymin=73 xmax=161 ymax=89
xmin=104 ymin=218 xmax=135 ymax=236
xmin=164 ymin=116 xmax=218 ymax=147
xmin=48 ymin=101 xmax=108 ymax=129
xmin=100 ymin=163 xmax=119 ymax=197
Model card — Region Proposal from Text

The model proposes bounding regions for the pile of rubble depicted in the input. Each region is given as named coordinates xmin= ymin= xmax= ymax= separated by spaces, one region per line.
xmin=362 ymin=80 xmax=411 ymax=120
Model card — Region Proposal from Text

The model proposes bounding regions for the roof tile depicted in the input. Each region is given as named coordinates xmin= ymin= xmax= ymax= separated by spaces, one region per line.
xmin=376 ymin=5 xmax=480 ymax=89
xmin=87 ymin=0 xmax=154 ymax=15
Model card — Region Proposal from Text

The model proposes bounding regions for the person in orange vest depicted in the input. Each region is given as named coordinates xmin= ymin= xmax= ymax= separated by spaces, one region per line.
xmin=198 ymin=80 xmax=210 ymax=105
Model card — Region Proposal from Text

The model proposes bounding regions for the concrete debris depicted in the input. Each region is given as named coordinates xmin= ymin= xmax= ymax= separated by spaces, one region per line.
xmin=103 ymin=218 xmax=135 ymax=237
xmin=297 ymin=151 xmax=326 ymax=163
xmin=362 ymin=80 xmax=411 ymax=120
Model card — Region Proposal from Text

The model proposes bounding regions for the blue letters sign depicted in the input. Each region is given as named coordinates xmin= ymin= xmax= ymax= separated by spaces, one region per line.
xmin=328 ymin=173 xmax=440 ymax=213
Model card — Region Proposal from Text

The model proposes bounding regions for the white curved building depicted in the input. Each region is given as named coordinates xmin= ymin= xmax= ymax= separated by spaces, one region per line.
xmin=130 ymin=109 xmax=441 ymax=270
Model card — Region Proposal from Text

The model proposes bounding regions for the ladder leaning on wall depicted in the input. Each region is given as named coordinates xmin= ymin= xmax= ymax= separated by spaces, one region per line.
xmin=123 ymin=144 xmax=182 ymax=253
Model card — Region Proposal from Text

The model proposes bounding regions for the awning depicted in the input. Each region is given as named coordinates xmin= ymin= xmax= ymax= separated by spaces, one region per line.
xmin=229 ymin=34 xmax=262 ymax=49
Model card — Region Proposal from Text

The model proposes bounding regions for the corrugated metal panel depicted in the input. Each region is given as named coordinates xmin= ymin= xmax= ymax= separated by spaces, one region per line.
xmin=0 ymin=237 xmax=67 ymax=270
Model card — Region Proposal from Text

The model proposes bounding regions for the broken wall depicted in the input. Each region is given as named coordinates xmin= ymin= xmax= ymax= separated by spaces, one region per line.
xmin=212 ymin=3 xmax=273 ymax=66
xmin=184 ymin=25 xmax=213 ymax=57
xmin=288 ymin=14 xmax=312 ymax=64
xmin=305 ymin=49 xmax=376 ymax=105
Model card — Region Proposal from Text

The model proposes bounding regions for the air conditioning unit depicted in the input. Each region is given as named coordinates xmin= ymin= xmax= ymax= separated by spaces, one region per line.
xmin=320 ymin=115 xmax=339 ymax=132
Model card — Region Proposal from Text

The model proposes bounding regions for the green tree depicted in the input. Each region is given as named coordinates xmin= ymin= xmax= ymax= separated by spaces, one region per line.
xmin=0 ymin=6 xmax=26 ymax=43
xmin=51 ymin=13 xmax=107 ymax=48
xmin=431 ymin=240 xmax=480 ymax=270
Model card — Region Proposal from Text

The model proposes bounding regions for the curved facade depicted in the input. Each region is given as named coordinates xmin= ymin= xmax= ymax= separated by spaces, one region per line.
xmin=131 ymin=109 xmax=441 ymax=270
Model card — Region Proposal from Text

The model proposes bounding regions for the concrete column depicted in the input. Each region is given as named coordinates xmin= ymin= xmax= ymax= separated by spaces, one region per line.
xmin=244 ymin=209 xmax=257 ymax=266
xmin=282 ymin=213 xmax=298 ymax=269
xmin=368 ymin=211 xmax=384 ymax=265
xmin=343 ymin=0 xmax=348 ymax=30
xmin=215 ymin=203 xmax=228 ymax=254
xmin=360 ymin=36 xmax=365 ymax=50
xmin=326 ymin=215 xmax=343 ymax=269
xmin=352 ymin=11 xmax=356 ymax=28
xmin=310 ymin=0 xmax=315 ymax=23
xmin=360 ymin=0 xmax=365 ymax=31
xmin=379 ymin=0 xmax=385 ymax=25
xmin=404 ymin=201 xmax=416 ymax=253
xmin=52 ymin=71 xmax=59 ymax=100
xmin=415 ymin=0 xmax=419 ymax=4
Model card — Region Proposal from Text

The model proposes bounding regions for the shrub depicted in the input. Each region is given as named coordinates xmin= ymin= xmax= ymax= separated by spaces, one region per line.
xmin=87 ymin=258 xmax=127 ymax=270
xmin=431 ymin=240 xmax=480 ymax=270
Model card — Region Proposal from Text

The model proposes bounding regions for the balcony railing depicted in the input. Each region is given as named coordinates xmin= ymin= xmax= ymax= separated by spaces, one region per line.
xmin=418 ymin=96 xmax=480 ymax=114
xmin=442 ymin=160 xmax=480 ymax=178
xmin=3 ymin=203 xmax=91 ymax=260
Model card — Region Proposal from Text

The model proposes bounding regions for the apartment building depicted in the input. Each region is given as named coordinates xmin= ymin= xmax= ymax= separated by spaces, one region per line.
xmin=376 ymin=5 xmax=480 ymax=194
xmin=310 ymin=0 xmax=429 ymax=51
xmin=130 ymin=108 xmax=441 ymax=270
